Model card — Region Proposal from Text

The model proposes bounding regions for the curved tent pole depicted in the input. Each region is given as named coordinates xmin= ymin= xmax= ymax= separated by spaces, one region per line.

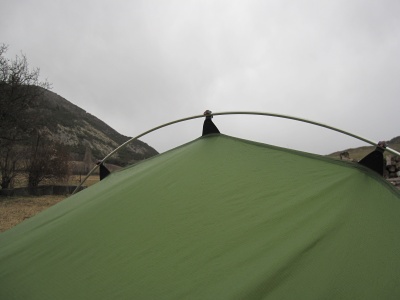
xmin=72 ymin=111 xmax=400 ymax=195
xmin=72 ymin=113 xmax=206 ymax=194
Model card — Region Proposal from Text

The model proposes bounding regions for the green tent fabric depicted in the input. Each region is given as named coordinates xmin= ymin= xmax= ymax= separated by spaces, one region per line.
xmin=1 ymin=134 xmax=400 ymax=299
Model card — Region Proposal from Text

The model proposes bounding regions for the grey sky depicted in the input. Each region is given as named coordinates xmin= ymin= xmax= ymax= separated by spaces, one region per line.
xmin=1 ymin=0 xmax=399 ymax=155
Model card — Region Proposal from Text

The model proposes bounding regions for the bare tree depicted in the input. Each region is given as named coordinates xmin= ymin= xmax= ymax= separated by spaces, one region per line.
xmin=0 ymin=143 xmax=24 ymax=189
xmin=25 ymin=132 xmax=70 ymax=188
xmin=0 ymin=44 xmax=51 ymax=189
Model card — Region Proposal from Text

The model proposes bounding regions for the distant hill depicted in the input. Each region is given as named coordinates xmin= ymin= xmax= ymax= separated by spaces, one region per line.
xmin=32 ymin=89 xmax=158 ymax=166
xmin=328 ymin=136 xmax=400 ymax=161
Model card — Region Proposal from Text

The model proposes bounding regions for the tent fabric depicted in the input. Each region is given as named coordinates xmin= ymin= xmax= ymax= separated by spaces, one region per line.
xmin=1 ymin=134 xmax=400 ymax=299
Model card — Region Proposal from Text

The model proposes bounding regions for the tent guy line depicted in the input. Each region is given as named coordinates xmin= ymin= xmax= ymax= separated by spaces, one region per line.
xmin=72 ymin=111 xmax=400 ymax=194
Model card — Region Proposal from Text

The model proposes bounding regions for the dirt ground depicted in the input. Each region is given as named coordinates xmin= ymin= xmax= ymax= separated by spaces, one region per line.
xmin=0 ymin=195 xmax=67 ymax=233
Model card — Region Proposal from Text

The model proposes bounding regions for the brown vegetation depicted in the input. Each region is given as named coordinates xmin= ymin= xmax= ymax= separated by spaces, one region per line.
xmin=0 ymin=175 xmax=100 ymax=233
xmin=0 ymin=195 xmax=66 ymax=233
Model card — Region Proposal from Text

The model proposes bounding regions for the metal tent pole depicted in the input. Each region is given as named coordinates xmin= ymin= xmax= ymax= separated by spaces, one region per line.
xmin=72 ymin=111 xmax=400 ymax=194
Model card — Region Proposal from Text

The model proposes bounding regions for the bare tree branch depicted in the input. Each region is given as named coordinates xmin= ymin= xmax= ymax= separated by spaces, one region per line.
xmin=0 ymin=44 xmax=52 ymax=189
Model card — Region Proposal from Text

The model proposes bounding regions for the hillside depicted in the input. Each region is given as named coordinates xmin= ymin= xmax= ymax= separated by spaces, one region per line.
xmin=32 ymin=89 xmax=158 ymax=166
xmin=328 ymin=136 xmax=400 ymax=161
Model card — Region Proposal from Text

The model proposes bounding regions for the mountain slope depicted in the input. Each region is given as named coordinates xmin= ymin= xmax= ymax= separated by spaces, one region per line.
xmin=328 ymin=136 xmax=400 ymax=161
xmin=34 ymin=89 xmax=158 ymax=166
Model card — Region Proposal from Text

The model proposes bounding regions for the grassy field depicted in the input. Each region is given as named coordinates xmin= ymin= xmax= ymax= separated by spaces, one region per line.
xmin=0 ymin=175 xmax=99 ymax=233
xmin=0 ymin=195 xmax=66 ymax=233
xmin=11 ymin=173 xmax=100 ymax=188
xmin=67 ymin=174 xmax=100 ymax=187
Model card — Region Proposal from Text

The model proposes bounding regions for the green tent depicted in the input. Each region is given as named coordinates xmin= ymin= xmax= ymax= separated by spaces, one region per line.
xmin=1 ymin=134 xmax=400 ymax=299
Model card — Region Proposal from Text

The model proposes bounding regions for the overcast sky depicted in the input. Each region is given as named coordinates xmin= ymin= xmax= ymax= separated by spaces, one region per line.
xmin=1 ymin=0 xmax=399 ymax=155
